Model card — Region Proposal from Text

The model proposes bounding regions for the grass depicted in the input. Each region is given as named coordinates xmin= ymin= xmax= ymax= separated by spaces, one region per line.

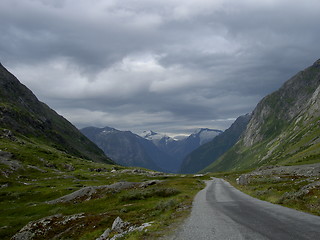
xmin=202 ymin=114 xmax=320 ymax=173
xmin=0 ymin=134 xmax=207 ymax=239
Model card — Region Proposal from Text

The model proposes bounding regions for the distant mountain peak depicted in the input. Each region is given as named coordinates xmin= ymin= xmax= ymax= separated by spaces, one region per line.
xmin=101 ymin=126 xmax=118 ymax=134
xmin=141 ymin=130 xmax=167 ymax=141
xmin=142 ymin=130 xmax=158 ymax=137
xmin=189 ymin=128 xmax=223 ymax=145
xmin=192 ymin=128 xmax=222 ymax=134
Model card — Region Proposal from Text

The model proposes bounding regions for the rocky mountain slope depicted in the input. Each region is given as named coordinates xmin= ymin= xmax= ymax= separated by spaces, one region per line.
xmin=169 ymin=128 xmax=222 ymax=160
xmin=82 ymin=127 xmax=221 ymax=173
xmin=0 ymin=63 xmax=113 ymax=164
xmin=141 ymin=128 xmax=222 ymax=171
xmin=81 ymin=127 xmax=178 ymax=172
xmin=203 ymin=59 xmax=320 ymax=172
xmin=180 ymin=114 xmax=251 ymax=173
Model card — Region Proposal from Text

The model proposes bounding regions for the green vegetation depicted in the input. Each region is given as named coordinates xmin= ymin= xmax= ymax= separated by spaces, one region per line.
xmin=202 ymin=115 xmax=320 ymax=173
xmin=201 ymin=60 xmax=320 ymax=173
xmin=0 ymin=133 xmax=206 ymax=239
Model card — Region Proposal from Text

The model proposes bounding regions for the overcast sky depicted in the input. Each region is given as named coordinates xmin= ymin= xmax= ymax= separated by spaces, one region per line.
xmin=1 ymin=0 xmax=319 ymax=136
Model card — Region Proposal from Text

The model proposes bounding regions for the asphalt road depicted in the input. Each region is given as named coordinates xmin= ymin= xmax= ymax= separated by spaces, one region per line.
xmin=168 ymin=178 xmax=320 ymax=240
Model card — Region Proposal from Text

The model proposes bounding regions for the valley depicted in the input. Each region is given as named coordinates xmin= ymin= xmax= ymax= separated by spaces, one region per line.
xmin=1 ymin=58 xmax=320 ymax=239
xmin=81 ymin=126 xmax=222 ymax=173
xmin=0 ymin=136 xmax=206 ymax=239
xmin=1 ymin=0 xmax=320 ymax=239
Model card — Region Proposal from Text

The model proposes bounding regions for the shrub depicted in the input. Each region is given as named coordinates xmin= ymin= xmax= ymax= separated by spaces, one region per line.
xmin=119 ymin=188 xmax=181 ymax=202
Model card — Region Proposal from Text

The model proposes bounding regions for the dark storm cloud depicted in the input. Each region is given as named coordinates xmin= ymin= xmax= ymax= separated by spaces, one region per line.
xmin=1 ymin=0 xmax=320 ymax=135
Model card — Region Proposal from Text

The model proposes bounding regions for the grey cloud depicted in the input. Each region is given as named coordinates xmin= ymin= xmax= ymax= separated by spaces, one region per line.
xmin=1 ymin=0 xmax=320 ymax=135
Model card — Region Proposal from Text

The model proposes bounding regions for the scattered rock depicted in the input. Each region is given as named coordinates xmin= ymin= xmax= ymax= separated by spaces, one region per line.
xmin=0 ymin=129 xmax=17 ymax=141
xmin=0 ymin=183 xmax=9 ymax=188
xmin=236 ymin=174 xmax=251 ymax=185
xmin=139 ymin=180 xmax=161 ymax=188
xmin=253 ymin=163 xmax=320 ymax=177
xmin=282 ymin=181 xmax=320 ymax=200
xmin=96 ymin=228 xmax=111 ymax=240
xmin=111 ymin=216 xmax=130 ymax=232
xmin=0 ymin=150 xmax=23 ymax=177
xmin=193 ymin=174 xmax=204 ymax=177
xmin=39 ymin=158 xmax=57 ymax=169
xmin=236 ymin=163 xmax=320 ymax=185
xmin=47 ymin=180 xmax=161 ymax=204
xmin=63 ymin=164 xmax=75 ymax=171
xmin=27 ymin=165 xmax=47 ymax=173
xmin=96 ymin=216 xmax=153 ymax=240
xmin=11 ymin=213 xmax=85 ymax=240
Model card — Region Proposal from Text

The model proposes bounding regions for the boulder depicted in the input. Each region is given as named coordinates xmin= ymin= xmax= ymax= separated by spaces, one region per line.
xmin=111 ymin=216 xmax=129 ymax=232
xmin=96 ymin=228 xmax=110 ymax=240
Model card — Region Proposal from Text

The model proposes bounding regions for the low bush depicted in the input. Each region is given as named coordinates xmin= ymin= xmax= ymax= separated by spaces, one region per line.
xmin=119 ymin=188 xmax=181 ymax=202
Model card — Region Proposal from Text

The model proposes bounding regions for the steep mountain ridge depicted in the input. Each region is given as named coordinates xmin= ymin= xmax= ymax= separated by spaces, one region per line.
xmin=81 ymin=127 xmax=176 ymax=171
xmin=141 ymin=128 xmax=222 ymax=166
xmin=168 ymin=129 xmax=222 ymax=164
xmin=83 ymin=127 xmax=222 ymax=173
xmin=180 ymin=114 xmax=251 ymax=173
xmin=203 ymin=59 xmax=320 ymax=172
xmin=0 ymin=63 xmax=113 ymax=164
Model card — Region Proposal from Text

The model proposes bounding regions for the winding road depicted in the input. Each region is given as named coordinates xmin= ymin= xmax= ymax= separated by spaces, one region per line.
xmin=168 ymin=178 xmax=320 ymax=240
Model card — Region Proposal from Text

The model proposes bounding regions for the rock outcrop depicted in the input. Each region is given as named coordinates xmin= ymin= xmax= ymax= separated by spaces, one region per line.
xmin=47 ymin=180 xmax=161 ymax=204
xmin=236 ymin=163 xmax=320 ymax=185
xmin=96 ymin=216 xmax=153 ymax=240
xmin=11 ymin=213 xmax=85 ymax=240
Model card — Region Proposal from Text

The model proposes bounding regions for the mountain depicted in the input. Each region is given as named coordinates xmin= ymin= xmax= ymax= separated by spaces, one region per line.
xmin=202 ymin=59 xmax=320 ymax=172
xmin=141 ymin=130 xmax=177 ymax=154
xmin=141 ymin=128 xmax=222 ymax=171
xmin=168 ymin=128 xmax=223 ymax=164
xmin=0 ymin=63 xmax=113 ymax=164
xmin=81 ymin=127 xmax=176 ymax=172
xmin=180 ymin=114 xmax=251 ymax=173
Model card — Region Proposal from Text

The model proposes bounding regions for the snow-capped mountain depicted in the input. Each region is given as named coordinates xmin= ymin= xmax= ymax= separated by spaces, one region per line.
xmin=81 ymin=127 xmax=181 ymax=172
xmin=81 ymin=127 xmax=223 ymax=173
xmin=141 ymin=130 xmax=176 ymax=147
xmin=190 ymin=128 xmax=223 ymax=145
xmin=140 ymin=128 xmax=222 ymax=172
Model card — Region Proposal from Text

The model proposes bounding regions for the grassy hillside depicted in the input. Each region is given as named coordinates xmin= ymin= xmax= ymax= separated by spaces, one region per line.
xmin=202 ymin=59 xmax=320 ymax=173
xmin=0 ymin=63 xmax=209 ymax=239
xmin=0 ymin=63 xmax=113 ymax=164
xmin=0 ymin=131 xmax=206 ymax=239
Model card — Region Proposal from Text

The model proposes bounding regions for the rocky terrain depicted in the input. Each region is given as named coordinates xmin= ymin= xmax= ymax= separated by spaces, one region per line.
xmin=204 ymin=59 xmax=320 ymax=172
xmin=236 ymin=163 xmax=320 ymax=185
xmin=181 ymin=114 xmax=251 ymax=174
